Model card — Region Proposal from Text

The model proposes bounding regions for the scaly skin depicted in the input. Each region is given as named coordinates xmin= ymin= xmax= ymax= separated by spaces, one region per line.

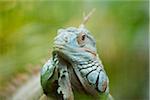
xmin=40 ymin=25 xmax=113 ymax=100
xmin=40 ymin=53 xmax=59 ymax=98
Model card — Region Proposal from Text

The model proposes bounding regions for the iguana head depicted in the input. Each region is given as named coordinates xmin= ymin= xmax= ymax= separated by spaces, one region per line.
xmin=53 ymin=25 xmax=98 ymax=63
xmin=42 ymin=9 xmax=112 ymax=99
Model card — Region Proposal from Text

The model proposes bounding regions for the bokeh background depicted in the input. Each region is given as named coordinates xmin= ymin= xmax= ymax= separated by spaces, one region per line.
xmin=0 ymin=1 xmax=149 ymax=100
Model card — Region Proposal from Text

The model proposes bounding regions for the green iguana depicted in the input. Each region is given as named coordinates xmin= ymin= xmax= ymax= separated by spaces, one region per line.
xmin=40 ymin=10 xmax=113 ymax=100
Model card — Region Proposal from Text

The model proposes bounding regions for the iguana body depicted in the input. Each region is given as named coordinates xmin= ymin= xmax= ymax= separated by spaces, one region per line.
xmin=41 ymin=26 xmax=113 ymax=100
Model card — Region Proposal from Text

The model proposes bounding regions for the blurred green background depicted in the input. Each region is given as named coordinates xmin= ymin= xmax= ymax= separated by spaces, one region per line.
xmin=0 ymin=0 xmax=149 ymax=100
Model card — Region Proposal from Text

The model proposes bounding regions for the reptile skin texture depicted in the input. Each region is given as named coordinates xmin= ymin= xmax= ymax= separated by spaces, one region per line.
xmin=40 ymin=26 xmax=113 ymax=100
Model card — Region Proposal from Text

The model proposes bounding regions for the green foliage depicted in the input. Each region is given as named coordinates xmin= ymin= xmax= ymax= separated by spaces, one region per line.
xmin=0 ymin=1 xmax=148 ymax=100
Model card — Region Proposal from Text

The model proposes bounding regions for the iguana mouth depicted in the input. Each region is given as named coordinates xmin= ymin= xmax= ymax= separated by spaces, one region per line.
xmin=83 ymin=48 xmax=97 ymax=57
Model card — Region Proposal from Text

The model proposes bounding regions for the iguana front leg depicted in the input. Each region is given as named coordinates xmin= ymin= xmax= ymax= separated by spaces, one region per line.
xmin=40 ymin=54 xmax=59 ymax=97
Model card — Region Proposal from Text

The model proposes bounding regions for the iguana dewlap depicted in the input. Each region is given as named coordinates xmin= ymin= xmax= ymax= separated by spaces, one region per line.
xmin=40 ymin=26 xmax=112 ymax=100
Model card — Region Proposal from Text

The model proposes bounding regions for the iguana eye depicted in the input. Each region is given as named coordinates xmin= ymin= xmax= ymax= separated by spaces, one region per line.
xmin=77 ymin=33 xmax=86 ymax=46
xmin=81 ymin=34 xmax=86 ymax=41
